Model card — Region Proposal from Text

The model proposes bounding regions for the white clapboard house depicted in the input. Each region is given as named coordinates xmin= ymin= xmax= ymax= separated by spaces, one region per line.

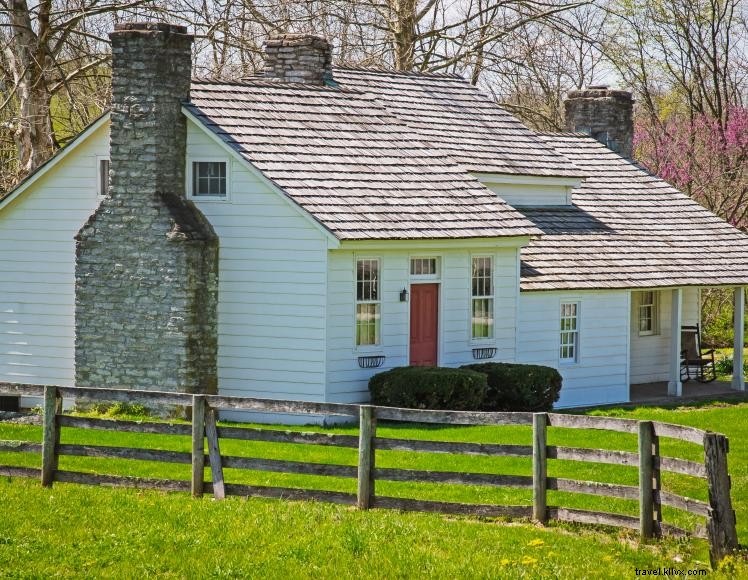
xmin=1 ymin=23 xmax=747 ymax=414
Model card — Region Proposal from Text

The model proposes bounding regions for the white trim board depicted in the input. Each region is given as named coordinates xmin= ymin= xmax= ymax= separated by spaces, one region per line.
xmin=471 ymin=172 xmax=583 ymax=188
xmin=340 ymin=237 xmax=532 ymax=251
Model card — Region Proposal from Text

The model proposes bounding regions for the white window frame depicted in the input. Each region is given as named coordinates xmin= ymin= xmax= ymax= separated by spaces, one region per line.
xmin=187 ymin=157 xmax=231 ymax=201
xmin=637 ymin=290 xmax=660 ymax=336
xmin=354 ymin=256 xmax=382 ymax=350
xmin=96 ymin=156 xmax=110 ymax=198
xmin=559 ymin=301 xmax=580 ymax=364
xmin=409 ymin=256 xmax=440 ymax=281
xmin=470 ymin=255 xmax=495 ymax=342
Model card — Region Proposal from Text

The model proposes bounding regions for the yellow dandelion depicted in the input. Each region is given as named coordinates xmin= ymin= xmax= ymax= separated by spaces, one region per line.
xmin=500 ymin=558 xmax=510 ymax=566
xmin=602 ymin=555 xmax=612 ymax=562
xmin=521 ymin=556 xmax=538 ymax=565
xmin=527 ymin=539 xmax=545 ymax=547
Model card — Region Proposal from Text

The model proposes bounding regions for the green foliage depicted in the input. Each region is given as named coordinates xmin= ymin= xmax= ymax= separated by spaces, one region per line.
xmin=368 ymin=366 xmax=487 ymax=410
xmin=701 ymin=288 xmax=746 ymax=349
xmin=703 ymin=304 xmax=737 ymax=348
xmin=714 ymin=353 xmax=748 ymax=376
xmin=76 ymin=401 xmax=151 ymax=419
xmin=462 ymin=362 xmax=562 ymax=412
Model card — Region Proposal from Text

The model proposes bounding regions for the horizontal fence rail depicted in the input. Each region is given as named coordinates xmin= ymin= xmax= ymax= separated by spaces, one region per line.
xmin=0 ymin=383 xmax=738 ymax=566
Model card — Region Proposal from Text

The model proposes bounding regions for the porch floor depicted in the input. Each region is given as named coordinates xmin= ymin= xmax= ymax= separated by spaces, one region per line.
xmin=630 ymin=380 xmax=748 ymax=404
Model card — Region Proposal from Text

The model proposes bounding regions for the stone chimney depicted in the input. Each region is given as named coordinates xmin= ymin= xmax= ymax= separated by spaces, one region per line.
xmin=564 ymin=86 xmax=634 ymax=158
xmin=263 ymin=33 xmax=332 ymax=85
xmin=74 ymin=22 xmax=219 ymax=395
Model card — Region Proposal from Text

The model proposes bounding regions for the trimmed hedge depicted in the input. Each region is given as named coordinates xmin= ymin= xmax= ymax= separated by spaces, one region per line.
xmin=368 ymin=366 xmax=488 ymax=411
xmin=461 ymin=362 xmax=562 ymax=412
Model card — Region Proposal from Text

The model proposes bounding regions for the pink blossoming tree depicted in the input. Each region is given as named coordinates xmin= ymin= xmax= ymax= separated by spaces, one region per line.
xmin=634 ymin=108 xmax=748 ymax=229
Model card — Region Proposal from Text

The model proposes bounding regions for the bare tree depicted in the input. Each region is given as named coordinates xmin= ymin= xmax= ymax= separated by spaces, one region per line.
xmin=0 ymin=0 xmax=159 ymax=182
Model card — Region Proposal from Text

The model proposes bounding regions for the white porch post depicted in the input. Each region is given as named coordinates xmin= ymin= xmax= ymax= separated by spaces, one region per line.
xmin=668 ymin=288 xmax=683 ymax=396
xmin=732 ymin=286 xmax=745 ymax=391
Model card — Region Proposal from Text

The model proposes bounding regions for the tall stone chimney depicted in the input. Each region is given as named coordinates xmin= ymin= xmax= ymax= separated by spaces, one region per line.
xmin=263 ymin=33 xmax=332 ymax=85
xmin=564 ymin=86 xmax=634 ymax=158
xmin=75 ymin=22 xmax=219 ymax=394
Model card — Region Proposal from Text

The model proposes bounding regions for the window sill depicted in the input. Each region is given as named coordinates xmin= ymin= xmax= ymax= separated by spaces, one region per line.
xmin=188 ymin=195 xmax=229 ymax=203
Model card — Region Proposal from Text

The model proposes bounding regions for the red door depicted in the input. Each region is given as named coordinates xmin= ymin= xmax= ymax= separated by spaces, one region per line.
xmin=410 ymin=283 xmax=439 ymax=366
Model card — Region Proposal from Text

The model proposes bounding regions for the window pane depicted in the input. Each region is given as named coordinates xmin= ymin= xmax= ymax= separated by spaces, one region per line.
xmin=472 ymin=257 xmax=493 ymax=298
xmin=194 ymin=162 xmax=227 ymax=196
xmin=472 ymin=298 xmax=494 ymax=339
xmin=560 ymin=303 xmax=579 ymax=361
xmin=356 ymin=260 xmax=381 ymax=346
xmin=411 ymin=258 xmax=436 ymax=276
xmin=356 ymin=303 xmax=380 ymax=346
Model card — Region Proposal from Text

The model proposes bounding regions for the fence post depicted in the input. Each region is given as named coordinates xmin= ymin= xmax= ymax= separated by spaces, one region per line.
xmin=532 ymin=412 xmax=547 ymax=523
xmin=652 ymin=432 xmax=662 ymax=537
xmin=703 ymin=432 xmax=738 ymax=565
xmin=191 ymin=395 xmax=206 ymax=498
xmin=357 ymin=405 xmax=376 ymax=509
xmin=638 ymin=421 xmax=654 ymax=539
xmin=204 ymin=406 xmax=225 ymax=500
xmin=41 ymin=386 xmax=60 ymax=486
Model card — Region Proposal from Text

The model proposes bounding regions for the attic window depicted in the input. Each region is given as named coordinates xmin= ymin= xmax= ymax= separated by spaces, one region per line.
xmin=191 ymin=161 xmax=227 ymax=198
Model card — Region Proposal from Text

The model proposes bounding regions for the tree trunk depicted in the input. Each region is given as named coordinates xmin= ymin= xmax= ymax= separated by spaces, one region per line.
xmin=391 ymin=0 xmax=418 ymax=70
xmin=5 ymin=0 xmax=55 ymax=174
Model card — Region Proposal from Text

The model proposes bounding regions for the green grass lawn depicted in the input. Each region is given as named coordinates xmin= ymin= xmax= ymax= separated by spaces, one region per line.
xmin=1 ymin=400 xmax=747 ymax=577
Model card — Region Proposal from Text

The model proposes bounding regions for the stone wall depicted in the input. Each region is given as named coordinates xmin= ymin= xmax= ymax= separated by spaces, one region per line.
xmin=564 ymin=87 xmax=634 ymax=158
xmin=75 ymin=22 xmax=219 ymax=395
xmin=264 ymin=34 xmax=332 ymax=85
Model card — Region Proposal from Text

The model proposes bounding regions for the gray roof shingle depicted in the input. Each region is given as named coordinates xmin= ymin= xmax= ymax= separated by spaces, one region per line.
xmin=187 ymin=80 xmax=540 ymax=240
xmin=520 ymin=133 xmax=748 ymax=290
xmin=334 ymin=68 xmax=583 ymax=178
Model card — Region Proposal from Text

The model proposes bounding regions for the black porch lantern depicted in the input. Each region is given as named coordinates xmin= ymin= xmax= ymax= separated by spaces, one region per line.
xmin=400 ymin=288 xmax=409 ymax=302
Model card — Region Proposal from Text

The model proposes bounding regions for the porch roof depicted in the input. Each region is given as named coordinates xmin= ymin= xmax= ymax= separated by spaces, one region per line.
xmin=519 ymin=133 xmax=748 ymax=291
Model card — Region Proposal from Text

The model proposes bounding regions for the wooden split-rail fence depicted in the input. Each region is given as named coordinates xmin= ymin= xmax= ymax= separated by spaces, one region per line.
xmin=0 ymin=383 xmax=739 ymax=565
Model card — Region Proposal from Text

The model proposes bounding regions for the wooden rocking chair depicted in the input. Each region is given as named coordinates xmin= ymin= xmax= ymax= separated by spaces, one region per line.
xmin=680 ymin=324 xmax=717 ymax=383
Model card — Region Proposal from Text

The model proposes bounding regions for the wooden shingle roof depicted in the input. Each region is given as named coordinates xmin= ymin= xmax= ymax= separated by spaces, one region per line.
xmin=186 ymin=80 xmax=540 ymax=240
xmin=519 ymin=133 xmax=748 ymax=290
xmin=334 ymin=68 xmax=583 ymax=178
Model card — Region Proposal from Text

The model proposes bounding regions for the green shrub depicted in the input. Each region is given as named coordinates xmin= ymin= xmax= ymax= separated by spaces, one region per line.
xmin=461 ymin=362 xmax=562 ymax=412
xmin=715 ymin=355 xmax=748 ymax=376
xmin=368 ymin=366 xmax=488 ymax=411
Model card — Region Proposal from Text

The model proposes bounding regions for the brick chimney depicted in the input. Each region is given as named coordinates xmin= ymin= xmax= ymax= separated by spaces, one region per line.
xmin=564 ymin=86 xmax=634 ymax=158
xmin=263 ymin=33 xmax=332 ymax=85
xmin=74 ymin=22 xmax=219 ymax=395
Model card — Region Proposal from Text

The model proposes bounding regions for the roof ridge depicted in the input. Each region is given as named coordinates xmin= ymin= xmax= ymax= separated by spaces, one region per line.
xmin=535 ymin=130 xmax=594 ymax=138
xmin=333 ymin=65 xmax=464 ymax=80
xmin=191 ymin=76 xmax=368 ymax=93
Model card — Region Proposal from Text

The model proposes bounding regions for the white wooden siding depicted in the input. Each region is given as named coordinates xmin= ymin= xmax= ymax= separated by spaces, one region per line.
xmin=517 ymin=290 xmax=631 ymax=407
xmin=0 ymin=124 xmax=106 ymax=406
xmin=326 ymin=247 xmax=520 ymax=403
xmin=484 ymin=182 xmax=570 ymax=206
xmin=629 ymin=288 xmax=700 ymax=384
xmin=186 ymin=120 xmax=329 ymax=401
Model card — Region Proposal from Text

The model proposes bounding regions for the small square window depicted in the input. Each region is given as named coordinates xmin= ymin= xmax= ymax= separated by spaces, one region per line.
xmin=192 ymin=161 xmax=227 ymax=197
